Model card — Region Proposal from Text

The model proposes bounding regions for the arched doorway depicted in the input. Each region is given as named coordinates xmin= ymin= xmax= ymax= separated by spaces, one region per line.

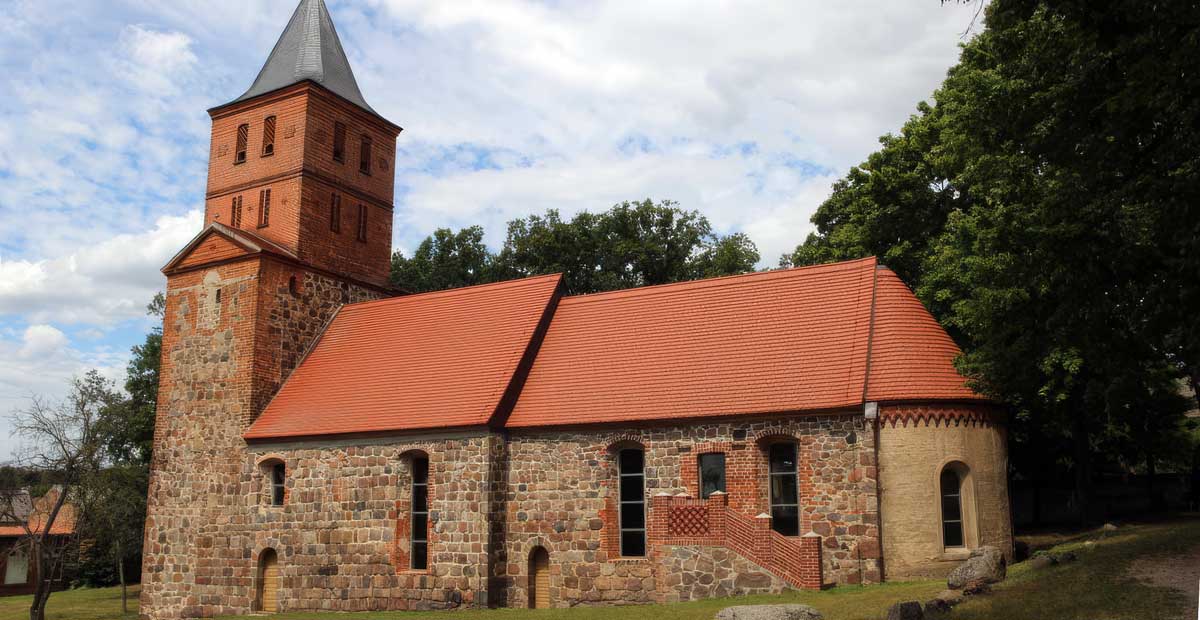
xmin=256 ymin=549 xmax=279 ymax=613
xmin=528 ymin=547 xmax=550 ymax=609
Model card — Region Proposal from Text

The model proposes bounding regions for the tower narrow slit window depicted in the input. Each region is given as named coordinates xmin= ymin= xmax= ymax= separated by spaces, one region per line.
xmin=329 ymin=193 xmax=341 ymax=233
xmin=699 ymin=453 xmax=726 ymax=499
xmin=411 ymin=456 xmax=429 ymax=570
xmin=941 ymin=468 xmax=964 ymax=548
xmin=235 ymin=123 xmax=249 ymax=164
xmin=231 ymin=195 xmax=243 ymax=228
xmin=768 ymin=443 xmax=799 ymax=536
xmin=262 ymin=116 xmax=276 ymax=156
xmin=258 ymin=189 xmax=271 ymax=228
xmin=356 ymin=204 xmax=367 ymax=242
xmin=270 ymin=462 xmax=285 ymax=506
xmin=359 ymin=135 xmax=373 ymax=175
xmin=333 ymin=122 xmax=346 ymax=162
xmin=618 ymin=448 xmax=646 ymax=557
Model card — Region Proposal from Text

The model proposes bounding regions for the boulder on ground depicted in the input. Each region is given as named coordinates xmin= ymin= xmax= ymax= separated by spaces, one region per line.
xmin=1055 ymin=550 xmax=1077 ymax=563
xmin=715 ymin=604 xmax=823 ymax=620
xmin=1028 ymin=554 xmax=1055 ymax=570
xmin=1102 ymin=522 xmax=1118 ymax=532
xmin=962 ymin=580 xmax=992 ymax=596
xmin=947 ymin=546 xmax=1006 ymax=589
xmin=885 ymin=601 xmax=924 ymax=620
xmin=933 ymin=590 xmax=964 ymax=606
xmin=923 ymin=599 xmax=951 ymax=614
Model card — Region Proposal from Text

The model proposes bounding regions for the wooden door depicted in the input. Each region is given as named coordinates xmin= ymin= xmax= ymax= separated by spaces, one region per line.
xmin=529 ymin=547 xmax=550 ymax=609
xmin=258 ymin=549 xmax=279 ymax=613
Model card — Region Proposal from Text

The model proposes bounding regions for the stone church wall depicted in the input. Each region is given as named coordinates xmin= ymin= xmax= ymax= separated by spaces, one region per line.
xmin=499 ymin=413 xmax=881 ymax=608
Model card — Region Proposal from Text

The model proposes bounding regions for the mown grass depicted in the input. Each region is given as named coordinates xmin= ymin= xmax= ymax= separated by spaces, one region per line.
xmin=0 ymin=584 xmax=139 ymax=620
xmin=3 ymin=517 xmax=1196 ymax=620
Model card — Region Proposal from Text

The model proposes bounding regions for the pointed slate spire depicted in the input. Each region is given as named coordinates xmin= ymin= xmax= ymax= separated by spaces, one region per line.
xmin=230 ymin=0 xmax=377 ymax=115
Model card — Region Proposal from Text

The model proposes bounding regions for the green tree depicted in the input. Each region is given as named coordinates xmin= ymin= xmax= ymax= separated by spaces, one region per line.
xmin=98 ymin=294 xmax=162 ymax=466
xmin=787 ymin=0 xmax=1200 ymax=521
xmin=693 ymin=232 xmax=760 ymax=280
xmin=7 ymin=370 xmax=117 ymax=620
xmin=390 ymin=226 xmax=496 ymax=293
xmin=497 ymin=199 xmax=754 ymax=295
xmin=76 ymin=465 xmax=147 ymax=613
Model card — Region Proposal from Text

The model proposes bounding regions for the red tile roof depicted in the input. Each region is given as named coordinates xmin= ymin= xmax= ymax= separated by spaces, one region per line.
xmin=506 ymin=258 xmax=880 ymax=428
xmin=865 ymin=268 xmax=981 ymax=402
xmin=246 ymin=257 xmax=985 ymax=439
xmin=245 ymin=274 xmax=562 ymax=440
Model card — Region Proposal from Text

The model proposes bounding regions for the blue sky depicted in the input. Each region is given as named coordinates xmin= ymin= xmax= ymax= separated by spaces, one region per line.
xmin=0 ymin=0 xmax=982 ymax=458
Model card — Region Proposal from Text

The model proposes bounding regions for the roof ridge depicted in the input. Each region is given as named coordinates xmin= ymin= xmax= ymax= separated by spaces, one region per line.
xmin=859 ymin=260 xmax=883 ymax=403
xmin=340 ymin=273 xmax=564 ymax=313
xmin=561 ymin=257 xmax=879 ymax=306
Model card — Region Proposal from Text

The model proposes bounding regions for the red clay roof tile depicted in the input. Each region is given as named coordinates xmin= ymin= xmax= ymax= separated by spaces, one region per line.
xmin=506 ymin=258 xmax=881 ymax=427
xmin=865 ymin=267 xmax=984 ymax=402
xmin=244 ymin=274 xmax=562 ymax=440
xmin=245 ymin=257 xmax=986 ymax=440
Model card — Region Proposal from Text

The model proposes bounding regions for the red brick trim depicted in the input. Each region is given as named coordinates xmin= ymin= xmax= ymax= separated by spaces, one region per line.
xmin=647 ymin=494 xmax=823 ymax=590
xmin=880 ymin=403 xmax=1004 ymax=428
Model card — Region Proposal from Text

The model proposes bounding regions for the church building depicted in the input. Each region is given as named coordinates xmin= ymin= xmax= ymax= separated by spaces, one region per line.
xmin=140 ymin=1 xmax=1013 ymax=617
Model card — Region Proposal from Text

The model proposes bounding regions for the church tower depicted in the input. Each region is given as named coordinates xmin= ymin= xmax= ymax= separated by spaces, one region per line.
xmin=141 ymin=1 xmax=400 ymax=617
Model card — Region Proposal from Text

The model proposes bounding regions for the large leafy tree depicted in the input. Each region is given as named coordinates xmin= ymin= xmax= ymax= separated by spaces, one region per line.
xmin=390 ymin=226 xmax=496 ymax=293
xmin=788 ymin=0 xmax=1200 ymax=520
xmin=392 ymin=200 xmax=759 ymax=296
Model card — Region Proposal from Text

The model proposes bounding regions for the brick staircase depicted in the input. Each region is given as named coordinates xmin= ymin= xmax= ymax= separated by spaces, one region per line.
xmin=648 ymin=492 xmax=823 ymax=590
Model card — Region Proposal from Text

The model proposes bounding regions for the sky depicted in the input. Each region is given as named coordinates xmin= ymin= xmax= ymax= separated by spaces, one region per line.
xmin=0 ymin=0 xmax=983 ymax=459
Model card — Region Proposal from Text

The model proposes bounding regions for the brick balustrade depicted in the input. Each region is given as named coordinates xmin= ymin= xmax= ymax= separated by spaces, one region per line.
xmin=648 ymin=492 xmax=823 ymax=590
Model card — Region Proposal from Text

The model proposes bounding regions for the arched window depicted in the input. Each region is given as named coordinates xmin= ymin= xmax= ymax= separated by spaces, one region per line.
xmin=617 ymin=448 xmax=646 ymax=557
xmin=235 ymin=123 xmax=249 ymax=164
xmin=356 ymin=204 xmax=367 ymax=242
xmin=270 ymin=462 xmax=285 ymax=506
xmin=257 ymin=189 xmax=271 ymax=228
xmin=941 ymin=467 xmax=964 ymax=548
xmin=768 ymin=443 xmax=799 ymax=536
xmin=262 ymin=116 xmax=276 ymax=156
xmin=359 ymin=134 xmax=373 ymax=175
xmin=333 ymin=121 xmax=347 ymax=162
xmin=699 ymin=453 xmax=726 ymax=499
xmin=329 ymin=193 xmax=341 ymax=233
xmin=410 ymin=456 xmax=429 ymax=570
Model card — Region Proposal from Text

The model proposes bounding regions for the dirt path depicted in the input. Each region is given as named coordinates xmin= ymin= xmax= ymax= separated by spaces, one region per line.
xmin=1128 ymin=543 xmax=1200 ymax=619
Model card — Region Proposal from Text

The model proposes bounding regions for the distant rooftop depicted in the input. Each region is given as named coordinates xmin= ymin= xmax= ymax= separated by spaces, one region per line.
xmin=221 ymin=0 xmax=378 ymax=117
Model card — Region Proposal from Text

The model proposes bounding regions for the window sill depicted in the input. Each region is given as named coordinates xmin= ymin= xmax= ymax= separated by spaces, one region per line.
xmin=609 ymin=556 xmax=650 ymax=563
xmin=261 ymin=151 xmax=274 ymax=158
xmin=233 ymin=159 xmax=246 ymax=166
xmin=939 ymin=547 xmax=971 ymax=561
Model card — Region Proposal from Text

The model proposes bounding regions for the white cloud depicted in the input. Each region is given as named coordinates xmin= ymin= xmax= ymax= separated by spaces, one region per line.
xmin=17 ymin=324 xmax=68 ymax=359
xmin=0 ymin=210 xmax=201 ymax=325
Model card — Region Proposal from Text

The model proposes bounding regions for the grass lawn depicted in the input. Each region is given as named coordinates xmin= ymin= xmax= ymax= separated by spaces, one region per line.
xmin=3 ymin=517 xmax=1197 ymax=620
xmin=0 ymin=584 xmax=139 ymax=620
